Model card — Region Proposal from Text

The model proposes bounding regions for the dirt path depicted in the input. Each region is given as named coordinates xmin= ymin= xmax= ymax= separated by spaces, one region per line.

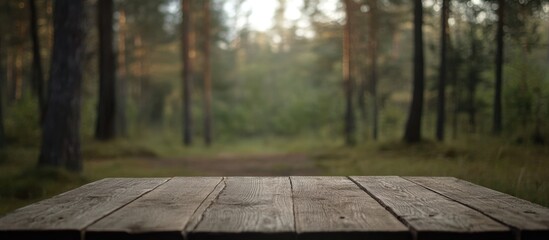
xmin=154 ymin=153 xmax=323 ymax=176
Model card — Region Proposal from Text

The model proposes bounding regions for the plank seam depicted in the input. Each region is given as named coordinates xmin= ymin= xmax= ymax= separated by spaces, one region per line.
xmin=187 ymin=177 xmax=227 ymax=234
xmin=347 ymin=176 xmax=418 ymax=240
xmin=288 ymin=177 xmax=298 ymax=240
xmin=403 ymin=177 xmax=521 ymax=240
xmin=80 ymin=177 xmax=172 ymax=240
xmin=182 ymin=177 xmax=226 ymax=240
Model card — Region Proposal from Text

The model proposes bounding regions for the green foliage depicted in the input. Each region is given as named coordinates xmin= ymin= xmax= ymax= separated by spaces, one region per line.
xmin=4 ymin=97 xmax=40 ymax=147
xmin=0 ymin=168 xmax=86 ymax=200
xmin=504 ymin=54 xmax=549 ymax=143
xmin=317 ymin=138 xmax=549 ymax=207
xmin=0 ymin=162 xmax=87 ymax=214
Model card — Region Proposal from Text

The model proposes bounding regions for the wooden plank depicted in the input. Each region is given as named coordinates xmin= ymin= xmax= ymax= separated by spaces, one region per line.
xmin=291 ymin=176 xmax=411 ymax=240
xmin=189 ymin=177 xmax=294 ymax=240
xmin=351 ymin=176 xmax=512 ymax=240
xmin=406 ymin=177 xmax=549 ymax=240
xmin=184 ymin=177 xmax=227 ymax=233
xmin=86 ymin=177 xmax=224 ymax=240
xmin=0 ymin=178 xmax=169 ymax=240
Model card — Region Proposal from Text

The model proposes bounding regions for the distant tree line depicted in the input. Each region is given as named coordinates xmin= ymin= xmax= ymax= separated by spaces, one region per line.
xmin=340 ymin=0 xmax=549 ymax=145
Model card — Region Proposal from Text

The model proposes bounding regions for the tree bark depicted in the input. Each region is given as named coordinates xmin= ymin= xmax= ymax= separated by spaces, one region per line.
xmin=95 ymin=0 xmax=116 ymax=140
xmin=404 ymin=0 xmax=425 ymax=143
xmin=369 ymin=0 xmax=379 ymax=140
xmin=343 ymin=0 xmax=355 ymax=146
xmin=493 ymin=0 xmax=504 ymax=134
xmin=7 ymin=48 xmax=13 ymax=103
xmin=451 ymin=53 xmax=458 ymax=140
xmin=29 ymin=0 xmax=46 ymax=123
xmin=133 ymin=34 xmax=145 ymax=124
xmin=436 ymin=0 xmax=449 ymax=141
xmin=182 ymin=0 xmax=193 ymax=145
xmin=38 ymin=0 xmax=85 ymax=172
xmin=13 ymin=40 xmax=23 ymax=101
xmin=116 ymin=8 xmax=128 ymax=137
xmin=468 ymin=28 xmax=478 ymax=133
xmin=203 ymin=0 xmax=212 ymax=146
xmin=0 ymin=31 xmax=5 ymax=148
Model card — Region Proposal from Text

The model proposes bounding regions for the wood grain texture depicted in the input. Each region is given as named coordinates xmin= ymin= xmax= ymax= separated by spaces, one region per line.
xmin=406 ymin=177 xmax=549 ymax=240
xmin=291 ymin=176 xmax=410 ymax=240
xmin=189 ymin=177 xmax=294 ymax=240
xmin=0 ymin=178 xmax=169 ymax=240
xmin=184 ymin=177 xmax=227 ymax=233
xmin=351 ymin=176 xmax=512 ymax=240
xmin=86 ymin=177 xmax=223 ymax=240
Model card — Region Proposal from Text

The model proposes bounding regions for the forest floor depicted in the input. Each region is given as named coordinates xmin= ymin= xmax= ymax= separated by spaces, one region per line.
xmin=1 ymin=135 xmax=548 ymax=215
xmin=148 ymin=153 xmax=321 ymax=176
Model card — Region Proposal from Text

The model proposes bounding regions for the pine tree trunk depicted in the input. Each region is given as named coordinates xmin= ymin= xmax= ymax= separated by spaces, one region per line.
xmin=203 ymin=0 xmax=212 ymax=146
xmin=451 ymin=59 xmax=459 ymax=140
xmin=7 ymin=48 xmax=14 ymax=103
xmin=182 ymin=0 xmax=193 ymax=145
xmin=450 ymin=17 xmax=461 ymax=140
xmin=493 ymin=0 xmax=504 ymax=134
xmin=354 ymin=5 xmax=367 ymax=127
xmin=404 ymin=0 xmax=425 ymax=143
xmin=0 ymin=33 xmax=5 ymax=148
xmin=436 ymin=0 xmax=449 ymax=141
xmin=343 ymin=0 xmax=355 ymax=146
xmin=14 ymin=42 xmax=23 ymax=101
xmin=468 ymin=28 xmax=477 ymax=133
xmin=116 ymin=8 xmax=128 ymax=137
xmin=133 ymin=34 xmax=145 ymax=124
xmin=95 ymin=0 xmax=116 ymax=140
xmin=38 ymin=0 xmax=85 ymax=172
xmin=369 ymin=0 xmax=379 ymax=140
xmin=29 ymin=0 xmax=46 ymax=123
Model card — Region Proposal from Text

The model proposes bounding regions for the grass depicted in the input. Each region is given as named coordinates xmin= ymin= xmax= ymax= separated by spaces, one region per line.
xmin=0 ymin=133 xmax=548 ymax=216
xmin=316 ymin=137 xmax=549 ymax=206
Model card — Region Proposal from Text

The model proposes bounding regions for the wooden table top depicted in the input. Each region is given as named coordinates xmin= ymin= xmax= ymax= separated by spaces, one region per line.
xmin=0 ymin=176 xmax=548 ymax=240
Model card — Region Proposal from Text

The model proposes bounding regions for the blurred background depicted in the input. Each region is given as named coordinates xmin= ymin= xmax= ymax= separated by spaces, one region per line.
xmin=0 ymin=0 xmax=548 ymax=214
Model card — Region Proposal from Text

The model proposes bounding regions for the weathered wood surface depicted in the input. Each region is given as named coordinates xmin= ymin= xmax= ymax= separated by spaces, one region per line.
xmin=183 ymin=177 xmax=227 ymax=233
xmin=291 ymin=176 xmax=410 ymax=240
xmin=1 ymin=176 xmax=548 ymax=240
xmin=406 ymin=177 xmax=549 ymax=240
xmin=86 ymin=177 xmax=223 ymax=240
xmin=0 ymin=178 xmax=169 ymax=240
xmin=351 ymin=176 xmax=512 ymax=240
xmin=189 ymin=177 xmax=295 ymax=240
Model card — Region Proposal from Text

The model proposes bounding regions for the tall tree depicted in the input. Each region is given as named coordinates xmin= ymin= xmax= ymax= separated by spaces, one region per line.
xmin=493 ymin=0 xmax=504 ymax=134
xmin=116 ymin=8 xmax=128 ymax=137
xmin=182 ymin=0 xmax=193 ymax=145
xmin=38 ymin=0 xmax=86 ymax=172
xmin=450 ymin=43 xmax=459 ymax=139
xmin=468 ymin=27 xmax=478 ymax=133
xmin=404 ymin=0 xmax=425 ymax=143
xmin=436 ymin=0 xmax=449 ymax=141
xmin=343 ymin=0 xmax=355 ymax=145
xmin=203 ymin=0 xmax=212 ymax=146
xmin=95 ymin=0 xmax=116 ymax=140
xmin=369 ymin=0 xmax=379 ymax=140
xmin=0 ymin=27 xmax=5 ymax=149
xmin=29 ymin=0 xmax=46 ymax=122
